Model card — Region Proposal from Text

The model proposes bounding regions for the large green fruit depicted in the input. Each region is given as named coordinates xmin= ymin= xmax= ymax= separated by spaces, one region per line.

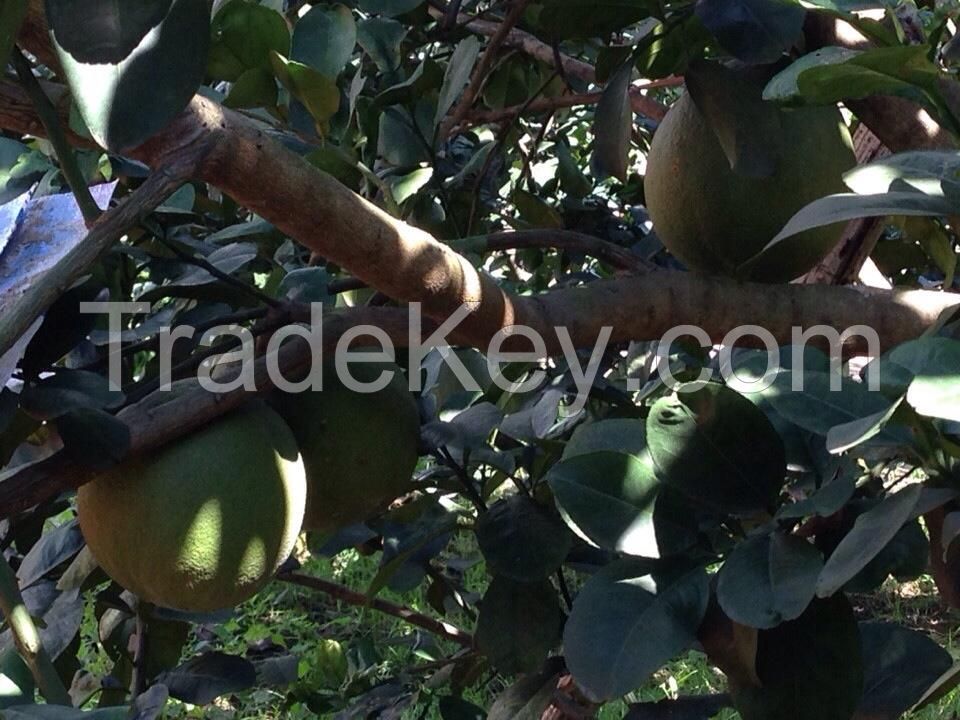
xmin=78 ymin=404 xmax=306 ymax=612
xmin=644 ymin=86 xmax=855 ymax=282
xmin=273 ymin=362 xmax=420 ymax=534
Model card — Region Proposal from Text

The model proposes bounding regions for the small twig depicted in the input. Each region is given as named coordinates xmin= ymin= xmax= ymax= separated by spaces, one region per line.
xmin=0 ymin=557 xmax=71 ymax=705
xmin=80 ymin=307 xmax=270 ymax=372
xmin=149 ymin=225 xmax=282 ymax=309
xmin=439 ymin=0 xmax=533 ymax=139
xmin=458 ymin=79 xmax=679 ymax=129
xmin=11 ymin=46 xmax=101 ymax=225
xmin=437 ymin=447 xmax=488 ymax=511
xmin=278 ymin=571 xmax=474 ymax=648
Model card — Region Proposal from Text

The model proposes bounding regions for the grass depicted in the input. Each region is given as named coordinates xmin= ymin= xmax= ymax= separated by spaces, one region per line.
xmin=73 ymin=533 xmax=960 ymax=719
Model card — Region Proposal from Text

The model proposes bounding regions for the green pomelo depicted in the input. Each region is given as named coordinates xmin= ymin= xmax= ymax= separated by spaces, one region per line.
xmin=78 ymin=404 xmax=306 ymax=612
xmin=643 ymin=88 xmax=855 ymax=282
xmin=273 ymin=362 xmax=421 ymax=534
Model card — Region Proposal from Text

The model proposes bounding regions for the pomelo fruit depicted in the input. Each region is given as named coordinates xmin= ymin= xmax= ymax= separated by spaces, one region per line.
xmin=272 ymin=362 xmax=420 ymax=534
xmin=643 ymin=82 xmax=855 ymax=282
xmin=77 ymin=403 xmax=306 ymax=612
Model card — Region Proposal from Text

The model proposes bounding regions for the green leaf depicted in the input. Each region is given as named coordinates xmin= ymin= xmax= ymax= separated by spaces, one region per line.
xmin=0 ymin=647 xmax=34 ymax=710
xmin=158 ymin=652 xmax=257 ymax=705
xmin=846 ymin=515 xmax=927 ymax=593
xmin=357 ymin=0 xmax=424 ymax=16
xmin=555 ymin=141 xmax=592 ymax=199
xmin=0 ymin=138 xmax=52 ymax=205
xmin=591 ymin=62 xmax=633 ymax=182
xmin=224 ymin=67 xmax=278 ymax=109
xmin=292 ymin=4 xmax=356 ymax=78
xmin=825 ymin=396 xmax=905 ymax=454
xmin=694 ymin=0 xmax=805 ymax=64
xmin=844 ymin=150 xmax=960 ymax=199
xmin=563 ymin=418 xmax=649 ymax=460
xmin=4 ymin=706 xmax=127 ymax=719
xmin=208 ymin=0 xmax=290 ymax=80
xmin=539 ymin=0 xmax=654 ymax=40
xmin=684 ymin=60 xmax=783 ymax=178
xmin=857 ymin=623 xmax=953 ymax=720
xmin=270 ymin=52 xmax=341 ymax=130
xmin=488 ymin=658 xmax=565 ymax=720
xmin=816 ymin=484 xmax=922 ymax=597
xmin=438 ymin=696 xmax=486 ymax=720
xmin=475 ymin=576 xmax=563 ymax=675
xmin=55 ymin=407 xmax=131 ymax=470
xmin=357 ymin=17 xmax=408 ymax=72
xmin=764 ymin=46 xmax=861 ymax=102
xmin=548 ymin=451 xmax=696 ymax=558
xmin=20 ymin=369 xmax=124 ymax=421
xmin=717 ymin=532 xmax=823 ymax=629
xmin=49 ymin=0 xmax=209 ymax=150
xmin=512 ymin=189 xmax=563 ymax=229
xmin=730 ymin=595 xmax=863 ymax=720
xmin=768 ymin=371 xmax=909 ymax=445
xmin=476 ymin=496 xmax=572 ymax=581
xmin=390 ymin=167 xmax=433 ymax=205
xmin=0 ymin=0 xmax=27 ymax=70
xmin=765 ymin=191 xmax=958 ymax=251
xmin=634 ymin=15 xmax=711 ymax=80
xmin=44 ymin=0 xmax=172 ymax=63
xmin=563 ymin=559 xmax=710 ymax=701
xmin=435 ymin=36 xmax=481 ymax=128
xmin=646 ymin=382 xmax=786 ymax=514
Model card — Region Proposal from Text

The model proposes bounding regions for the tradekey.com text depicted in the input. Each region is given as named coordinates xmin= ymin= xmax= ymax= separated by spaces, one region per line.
xmin=81 ymin=301 xmax=882 ymax=414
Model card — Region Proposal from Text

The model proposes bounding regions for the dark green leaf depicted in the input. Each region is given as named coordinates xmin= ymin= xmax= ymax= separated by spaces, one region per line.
xmin=0 ymin=0 xmax=27 ymax=70
xmin=16 ymin=519 xmax=84 ymax=588
xmin=0 ymin=647 xmax=34 ymax=710
xmin=646 ymin=382 xmax=786 ymax=514
xmin=292 ymin=4 xmax=356 ymax=78
xmin=44 ymin=0 xmax=172 ymax=63
xmin=730 ymin=595 xmax=863 ymax=720
xmin=476 ymin=496 xmax=572 ymax=581
xmin=857 ymin=623 xmax=952 ymax=720
xmin=590 ymin=62 xmax=633 ymax=182
xmin=50 ymin=0 xmax=209 ymax=150
xmin=539 ymin=0 xmax=653 ymax=40
xmin=0 ymin=138 xmax=50 ymax=206
xmin=764 ymin=47 xmax=860 ymax=101
xmin=825 ymin=397 xmax=904 ymax=454
xmin=475 ymin=576 xmax=562 ymax=676
xmin=208 ymin=0 xmax=290 ymax=80
xmin=357 ymin=17 xmax=408 ymax=72
xmin=358 ymin=0 xmax=424 ymax=15
xmin=685 ymin=60 xmax=783 ymax=178
xmin=717 ymin=532 xmax=822 ymax=629
xmin=564 ymin=560 xmax=709 ymax=701
xmin=547 ymin=452 xmax=695 ymax=558
xmin=487 ymin=658 xmax=565 ymax=720
xmin=270 ymin=52 xmax=341 ymax=129
xmin=563 ymin=418 xmax=649 ymax=460
xmin=438 ymin=696 xmax=486 ymax=720
xmin=844 ymin=150 xmax=960 ymax=198
xmin=55 ymin=407 xmax=131 ymax=470
xmin=816 ymin=484 xmax=922 ymax=597
xmin=223 ymin=67 xmax=279 ymax=109
xmin=130 ymin=684 xmax=169 ymax=720
xmin=20 ymin=369 xmax=124 ymax=421
xmin=436 ymin=36 xmax=481 ymax=128
xmin=158 ymin=652 xmax=257 ymax=705
xmin=694 ymin=0 xmax=805 ymax=64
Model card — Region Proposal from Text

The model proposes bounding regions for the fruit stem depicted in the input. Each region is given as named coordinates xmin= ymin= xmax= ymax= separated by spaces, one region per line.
xmin=0 ymin=557 xmax=72 ymax=705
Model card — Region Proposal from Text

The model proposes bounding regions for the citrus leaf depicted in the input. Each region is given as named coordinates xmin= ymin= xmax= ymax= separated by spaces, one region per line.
xmin=694 ymin=0 xmax=805 ymax=64
xmin=564 ymin=559 xmax=709 ymax=701
xmin=816 ymin=484 xmax=922 ymax=597
xmin=591 ymin=62 xmax=633 ymax=182
xmin=717 ymin=532 xmax=822 ymax=629
xmin=646 ymin=382 xmax=786 ymax=514
xmin=476 ymin=496 xmax=572 ymax=581
xmin=292 ymin=4 xmax=356 ymax=78
xmin=49 ymin=0 xmax=209 ymax=150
